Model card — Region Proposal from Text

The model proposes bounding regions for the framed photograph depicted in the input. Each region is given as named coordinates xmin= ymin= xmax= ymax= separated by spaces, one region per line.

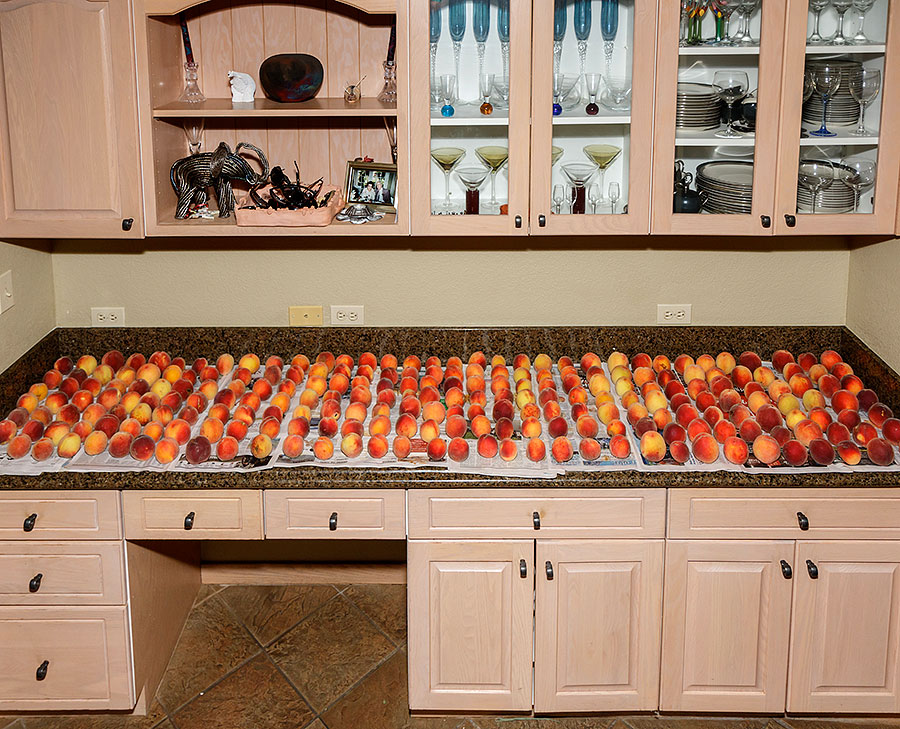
xmin=344 ymin=161 xmax=398 ymax=213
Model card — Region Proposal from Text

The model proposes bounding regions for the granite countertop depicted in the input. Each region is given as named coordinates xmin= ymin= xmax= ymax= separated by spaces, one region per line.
xmin=2 ymin=326 xmax=899 ymax=491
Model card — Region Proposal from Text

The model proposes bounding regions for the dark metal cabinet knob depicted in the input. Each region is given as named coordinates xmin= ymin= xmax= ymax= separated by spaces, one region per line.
xmin=538 ymin=214 xmax=546 ymax=227
xmin=797 ymin=512 xmax=810 ymax=531
xmin=515 ymin=215 xmax=523 ymax=228
xmin=183 ymin=511 xmax=195 ymax=530
xmin=329 ymin=512 xmax=338 ymax=531
xmin=519 ymin=559 xmax=527 ymax=578
xmin=760 ymin=215 xmax=771 ymax=228
xmin=36 ymin=660 xmax=49 ymax=681
xmin=23 ymin=513 xmax=37 ymax=532
xmin=29 ymin=573 xmax=43 ymax=593
xmin=780 ymin=560 xmax=792 ymax=580
xmin=806 ymin=559 xmax=819 ymax=579
xmin=785 ymin=214 xmax=797 ymax=227
xmin=532 ymin=511 xmax=541 ymax=530
xmin=122 ymin=218 xmax=134 ymax=231
xmin=545 ymin=561 xmax=554 ymax=580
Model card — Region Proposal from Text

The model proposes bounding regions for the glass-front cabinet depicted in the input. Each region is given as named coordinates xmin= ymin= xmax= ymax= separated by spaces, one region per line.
xmin=528 ymin=0 xmax=656 ymax=235
xmin=775 ymin=0 xmax=900 ymax=234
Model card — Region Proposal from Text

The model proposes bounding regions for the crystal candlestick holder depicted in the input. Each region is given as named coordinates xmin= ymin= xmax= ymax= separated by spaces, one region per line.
xmin=377 ymin=61 xmax=397 ymax=104
xmin=178 ymin=62 xmax=206 ymax=103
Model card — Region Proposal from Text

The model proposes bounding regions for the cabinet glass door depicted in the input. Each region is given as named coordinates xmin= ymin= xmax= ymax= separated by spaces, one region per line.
xmin=651 ymin=0 xmax=786 ymax=235
xmin=529 ymin=0 xmax=655 ymax=234
xmin=775 ymin=0 xmax=900 ymax=234
xmin=409 ymin=0 xmax=532 ymax=234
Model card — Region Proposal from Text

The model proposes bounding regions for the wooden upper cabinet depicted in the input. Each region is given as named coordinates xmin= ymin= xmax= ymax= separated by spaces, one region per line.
xmin=651 ymin=0 xmax=786 ymax=235
xmin=660 ymin=540 xmax=794 ymax=713
xmin=789 ymin=540 xmax=900 ymax=714
xmin=534 ymin=539 xmax=663 ymax=713
xmin=0 ymin=0 xmax=142 ymax=238
xmin=407 ymin=539 xmax=534 ymax=712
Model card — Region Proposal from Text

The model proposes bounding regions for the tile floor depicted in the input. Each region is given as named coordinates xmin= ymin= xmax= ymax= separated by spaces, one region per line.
xmin=3 ymin=584 xmax=900 ymax=729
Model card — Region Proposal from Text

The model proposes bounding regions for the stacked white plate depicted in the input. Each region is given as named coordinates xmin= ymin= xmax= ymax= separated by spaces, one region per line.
xmin=696 ymin=161 xmax=754 ymax=215
xmin=796 ymin=162 xmax=858 ymax=214
xmin=802 ymin=59 xmax=862 ymax=127
xmin=676 ymin=83 xmax=722 ymax=131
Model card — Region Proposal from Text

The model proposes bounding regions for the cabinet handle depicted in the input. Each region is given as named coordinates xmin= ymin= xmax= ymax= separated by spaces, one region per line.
xmin=183 ymin=511 xmax=195 ymax=530
xmin=29 ymin=573 xmax=43 ymax=593
xmin=785 ymin=214 xmax=797 ymax=227
xmin=545 ymin=561 xmax=554 ymax=580
xmin=515 ymin=215 xmax=522 ymax=228
xmin=519 ymin=559 xmax=527 ymax=578
xmin=797 ymin=511 xmax=810 ymax=531
xmin=806 ymin=559 xmax=819 ymax=579
xmin=780 ymin=560 xmax=793 ymax=580
xmin=532 ymin=511 xmax=541 ymax=530
xmin=538 ymin=214 xmax=546 ymax=227
xmin=36 ymin=660 xmax=49 ymax=681
xmin=122 ymin=218 xmax=134 ymax=231
xmin=329 ymin=512 xmax=338 ymax=531
xmin=760 ymin=215 xmax=771 ymax=228
xmin=23 ymin=513 xmax=37 ymax=532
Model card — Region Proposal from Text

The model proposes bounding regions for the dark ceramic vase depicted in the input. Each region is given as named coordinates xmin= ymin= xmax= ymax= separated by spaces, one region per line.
xmin=259 ymin=53 xmax=324 ymax=103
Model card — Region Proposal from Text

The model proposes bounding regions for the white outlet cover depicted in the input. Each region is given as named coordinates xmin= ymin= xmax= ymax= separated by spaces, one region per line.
xmin=330 ymin=305 xmax=365 ymax=326
xmin=0 ymin=270 xmax=13 ymax=314
xmin=657 ymin=304 xmax=692 ymax=325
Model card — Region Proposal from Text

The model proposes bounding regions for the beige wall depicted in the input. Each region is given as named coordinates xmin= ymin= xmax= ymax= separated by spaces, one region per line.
xmin=52 ymin=238 xmax=851 ymax=329
xmin=847 ymin=237 xmax=900 ymax=373
xmin=0 ymin=240 xmax=55 ymax=373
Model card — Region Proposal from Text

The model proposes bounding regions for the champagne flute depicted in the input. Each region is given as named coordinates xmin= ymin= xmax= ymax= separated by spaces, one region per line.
xmin=430 ymin=1 xmax=441 ymax=108
xmin=479 ymin=73 xmax=495 ymax=116
xmin=712 ymin=70 xmax=749 ymax=138
xmin=574 ymin=0 xmax=592 ymax=100
xmin=498 ymin=0 xmax=510 ymax=82
xmin=431 ymin=147 xmax=466 ymax=211
xmin=852 ymin=0 xmax=876 ymax=43
xmin=809 ymin=65 xmax=841 ymax=137
xmin=807 ymin=0 xmax=830 ymax=44
xmin=475 ymin=145 xmax=510 ymax=212
xmin=554 ymin=0 xmax=567 ymax=76
xmin=840 ymin=156 xmax=876 ymax=213
xmin=587 ymin=183 xmax=601 ymax=214
xmin=553 ymin=183 xmax=566 ymax=214
xmin=440 ymin=73 xmax=456 ymax=117
xmin=830 ymin=0 xmax=853 ymax=44
xmin=849 ymin=68 xmax=881 ymax=137
xmin=600 ymin=0 xmax=618 ymax=77
xmin=798 ymin=159 xmax=834 ymax=215
xmin=608 ymin=181 xmax=621 ymax=214
xmin=473 ymin=0 xmax=491 ymax=85
xmin=448 ymin=0 xmax=466 ymax=101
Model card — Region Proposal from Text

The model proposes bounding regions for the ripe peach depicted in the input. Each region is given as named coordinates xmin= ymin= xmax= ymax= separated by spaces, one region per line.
xmin=544 ymin=416 xmax=566 ymax=439
xmin=831 ymin=389 xmax=859 ymax=413
xmin=806 ymin=407 xmax=831 ymax=432
xmin=640 ymin=431 xmax=666 ymax=463
xmin=837 ymin=408 xmax=862 ymax=430
xmin=246 ymin=433 xmax=272 ymax=460
xmin=836 ymin=439 xmax=861 ymax=466
xmin=579 ymin=437 xmax=602 ymax=462
xmin=745 ymin=390 xmax=769 ymax=414
xmin=855 ymin=388 xmax=878 ymax=412
xmin=225 ymin=419 xmax=248 ymax=442
xmin=882 ymin=418 xmax=900 ymax=446
xmin=69 ymin=421 xmax=91 ymax=441
xmin=867 ymin=437 xmax=895 ymax=466
xmin=129 ymin=434 xmax=154 ymax=461
xmin=853 ymin=421 xmax=879 ymax=446
xmin=598 ymin=433 xmax=626 ymax=461
xmin=661 ymin=422 xmax=685 ymax=444
xmin=31 ymin=437 xmax=56 ymax=461
xmin=338 ymin=432 xmax=361 ymax=458
xmin=713 ymin=419 xmax=737 ymax=443
xmin=153 ymin=437 xmax=179 ymax=464
xmin=687 ymin=418 xmax=712 ymax=442
xmin=318 ymin=416 xmax=339 ymax=438
xmin=753 ymin=367 xmax=775 ymax=388
xmin=721 ymin=435 xmax=748 ymax=465
xmin=340 ymin=420 xmax=363 ymax=438
xmin=119 ymin=417 xmax=141 ymax=438
xmin=789 ymin=374 xmax=814 ymax=398
xmin=200 ymin=417 xmax=225 ymax=444
xmin=868 ymin=403 xmax=894 ymax=429
xmin=7 ymin=433 xmax=32 ymax=459
xmin=606 ymin=419 xmax=626 ymax=437
xmin=793 ymin=418 xmax=823 ymax=446
xmin=516 ymin=436 xmax=543 ymax=463
xmin=781 ymin=439 xmax=808 ymax=467
xmin=808 ymin=437 xmax=834 ymax=466
xmin=690 ymin=432 xmax=719 ymax=463
xmin=445 ymin=436 xmax=469 ymax=462
xmin=474 ymin=432 xmax=499 ymax=458
xmin=20 ymin=418 xmax=44 ymax=442
xmin=420 ymin=419 xmax=441 ymax=443
xmin=469 ymin=415 xmax=491 ymax=439
xmin=427 ymin=437 xmax=447 ymax=461
xmin=491 ymin=417 xmax=511 ymax=441
xmin=675 ymin=404 xmax=699 ymax=429
xmin=771 ymin=424 xmax=793 ymax=445
xmin=104 ymin=431 xmax=131 ymax=458
xmin=142 ymin=421 xmax=164 ymax=442
xmin=771 ymin=349 xmax=794 ymax=372
xmin=161 ymin=418 xmax=190 ymax=446
xmin=0 ymin=418 xmax=19 ymax=445
xmin=420 ymin=401 xmax=444 ymax=425
xmin=551 ymin=436 xmax=574 ymax=463
xmin=393 ymin=413 xmax=416 ymax=439
xmin=634 ymin=417 xmax=656 ymax=438
xmin=824 ymin=421 xmax=851 ymax=446
xmin=749 ymin=434 xmax=779 ymax=465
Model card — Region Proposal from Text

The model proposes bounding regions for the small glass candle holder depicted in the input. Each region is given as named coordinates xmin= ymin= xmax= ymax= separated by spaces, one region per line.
xmin=440 ymin=74 xmax=456 ymax=117
xmin=178 ymin=62 xmax=206 ymax=103
xmin=479 ymin=73 xmax=494 ymax=115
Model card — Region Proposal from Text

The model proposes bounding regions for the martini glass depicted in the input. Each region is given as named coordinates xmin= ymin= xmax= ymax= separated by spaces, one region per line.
xmin=449 ymin=0 xmax=466 ymax=102
xmin=798 ymin=159 xmax=834 ymax=215
xmin=473 ymin=0 xmax=491 ymax=85
xmin=554 ymin=0 xmax=567 ymax=75
xmin=456 ymin=166 xmax=490 ymax=214
xmin=600 ymin=0 xmax=618 ymax=77
xmin=849 ymin=68 xmax=881 ymax=136
xmin=809 ymin=65 xmax=841 ymax=137
xmin=498 ymin=0 xmax=510 ymax=82
xmin=585 ymin=73 xmax=602 ymax=116
xmin=840 ymin=156 xmax=876 ymax=213
xmin=430 ymin=2 xmax=441 ymax=109
xmin=808 ymin=0 xmax=830 ymax=44
xmin=574 ymin=0 xmax=592 ymax=100
xmin=551 ymin=145 xmax=564 ymax=166
xmin=475 ymin=145 xmax=509 ymax=212
xmin=830 ymin=0 xmax=853 ymax=45
xmin=431 ymin=147 xmax=466 ymax=211
xmin=584 ymin=143 xmax=622 ymax=200
xmin=440 ymin=74 xmax=456 ymax=117
xmin=480 ymin=73 xmax=495 ymax=116
xmin=852 ymin=0 xmax=877 ymax=43
xmin=562 ymin=163 xmax=596 ymax=214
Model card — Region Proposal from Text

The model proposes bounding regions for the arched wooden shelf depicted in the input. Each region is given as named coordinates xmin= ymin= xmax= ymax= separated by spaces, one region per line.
xmin=145 ymin=0 xmax=394 ymax=15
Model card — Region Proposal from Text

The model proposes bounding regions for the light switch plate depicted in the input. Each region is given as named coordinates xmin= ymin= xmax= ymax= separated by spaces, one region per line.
xmin=0 ymin=270 xmax=13 ymax=314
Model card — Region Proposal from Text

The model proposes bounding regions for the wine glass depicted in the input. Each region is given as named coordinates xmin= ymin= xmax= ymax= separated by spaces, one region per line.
xmin=807 ymin=0 xmax=830 ymax=44
xmin=475 ymin=146 xmax=509 ymax=212
xmin=714 ymin=0 xmax=740 ymax=46
xmin=431 ymin=147 xmax=466 ymax=211
xmin=448 ymin=0 xmax=466 ymax=101
xmin=830 ymin=0 xmax=853 ymax=44
xmin=584 ymin=73 xmax=602 ymax=116
xmin=583 ymin=143 xmax=621 ymax=200
xmin=183 ymin=119 xmax=204 ymax=155
xmin=430 ymin=2 xmax=441 ymax=108
xmin=473 ymin=0 xmax=491 ymax=84
xmin=840 ymin=156 xmax=876 ymax=213
xmin=712 ymin=70 xmax=749 ymax=138
xmin=561 ymin=163 xmax=596 ymax=214
xmin=587 ymin=183 xmax=601 ymax=214
xmin=479 ymin=73 xmax=495 ymax=116
xmin=800 ymin=70 xmax=816 ymax=137
xmin=498 ymin=0 xmax=510 ymax=81
xmin=455 ymin=166 xmax=490 ymax=215
xmin=798 ymin=159 xmax=834 ymax=215
xmin=852 ymin=0 xmax=877 ymax=43
xmin=680 ymin=0 xmax=695 ymax=46
xmin=574 ymin=0 xmax=592 ymax=99
xmin=554 ymin=0 xmax=567 ymax=75
xmin=602 ymin=75 xmax=632 ymax=111
xmin=849 ymin=68 xmax=881 ymax=136
xmin=809 ymin=66 xmax=841 ymax=137
xmin=608 ymin=181 xmax=621 ymax=214
xmin=734 ymin=0 xmax=759 ymax=45
xmin=552 ymin=183 xmax=566 ymax=214
xmin=440 ymin=73 xmax=456 ymax=117
xmin=600 ymin=0 xmax=618 ymax=77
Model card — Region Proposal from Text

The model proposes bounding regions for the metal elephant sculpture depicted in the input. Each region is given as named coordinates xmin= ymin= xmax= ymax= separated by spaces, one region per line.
xmin=170 ymin=142 xmax=269 ymax=219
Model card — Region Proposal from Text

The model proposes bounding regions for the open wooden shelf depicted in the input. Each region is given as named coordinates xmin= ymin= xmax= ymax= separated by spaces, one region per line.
xmin=152 ymin=212 xmax=402 ymax=236
xmin=145 ymin=0 xmax=394 ymax=16
xmin=153 ymin=97 xmax=397 ymax=118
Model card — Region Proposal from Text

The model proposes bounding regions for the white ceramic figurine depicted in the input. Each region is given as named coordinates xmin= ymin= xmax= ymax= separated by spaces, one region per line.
xmin=227 ymin=71 xmax=256 ymax=104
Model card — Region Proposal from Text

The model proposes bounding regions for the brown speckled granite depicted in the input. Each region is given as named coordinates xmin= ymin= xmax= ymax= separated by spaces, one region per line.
xmin=2 ymin=326 xmax=899 ymax=491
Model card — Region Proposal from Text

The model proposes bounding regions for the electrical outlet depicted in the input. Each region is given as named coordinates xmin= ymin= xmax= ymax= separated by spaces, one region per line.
xmin=657 ymin=304 xmax=692 ymax=325
xmin=289 ymin=305 xmax=323 ymax=326
xmin=331 ymin=305 xmax=365 ymax=326
xmin=0 ymin=270 xmax=13 ymax=314
xmin=91 ymin=307 xmax=125 ymax=327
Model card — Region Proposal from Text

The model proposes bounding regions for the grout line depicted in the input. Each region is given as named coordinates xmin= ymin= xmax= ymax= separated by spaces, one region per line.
xmin=165 ymin=648 xmax=265 ymax=718
xmin=339 ymin=587 xmax=405 ymax=649
xmin=315 ymin=642 xmax=407 ymax=718
xmin=260 ymin=650 xmax=320 ymax=726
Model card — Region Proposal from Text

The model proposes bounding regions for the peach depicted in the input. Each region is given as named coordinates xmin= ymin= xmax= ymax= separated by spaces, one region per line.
xmin=691 ymin=433 xmax=719 ymax=463
xmin=727 ymin=365 xmax=751 ymax=390
xmin=119 ymin=417 xmax=142 ymax=438
xmin=634 ymin=417 xmax=656 ymax=438
xmin=340 ymin=420 xmax=364 ymax=438
xmin=223 ymin=418 xmax=247 ymax=441
xmin=638 ymin=431 xmax=665 ymax=463
xmin=150 ymin=437 xmax=178 ymax=464
xmin=771 ymin=350 xmax=794 ymax=372
xmin=517 ymin=436 xmax=543 ymax=463
xmin=420 ymin=419 xmax=441 ymax=443
xmin=200 ymin=417 xmax=225 ymax=444
xmin=308 ymin=436 xmax=333 ymax=460
xmin=545 ymin=416 xmax=567 ymax=439
xmin=247 ymin=433 xmax=273 ymax=460
xmin=688 ymin=418 xmax=712 ymax=442
xmin=105 ymin=431 xmax=132 ymax=458
xmin=71 ymin=420 xmax=92 ymax=441
xmin=785 ymin=408 xmax=806 ymax=430
xmin=853 ymin=421 xmax=879 ymax=446
xmin=7 ymin=433 xmax=32 ymax=459
xmin=551 ymin=436 xmax=573 ymax=463
xmin=833 ymin=439 xmax=861 ymax=466
xmin=831 ymin=389 xmax=859 ymax=413
xmin=470 ymin=415 xmax=491 ymax=438
xmin=579 ymin=437 xmax=602 ymax=462
xmin=721 ymin=435 xmax=748 ymax=465
xmin=318 ymin=416 xmax=339 ymax=438
xmin=76 ymin=427 xmax=107 ymax=457
xmin=695 ymin=391 xmax=717 ymax=413
xmin=20 ymin=419 xmax=44 ymax=442
xmin=856 ymin=388 xmax=878 ymax=412
xmin=427 ymin=437 xmax=447 ymax=461
xmin=394 ymin=413 xmax=417 ymax=439
xmin=676 ymin=404 xmax=700 ymax=428
xmin=615 ymin=378 xmax=635 ymax=397
xmin=780 ymin=439 xmax=808 ymax=467
xmin=142 ymin=421 xmax=164 ymax=442
xmin=703 ymin=405 xmax=724 ymax=427
xmin=751 ymin=434 xmax=780 ymax=465
xmin=436 ymin=414 xmax=463 ymax=439
xmin=793 ymin=419 xmax=824 ymax=446
xmin=802 ymin=390 xmax=826 ymax=412
xmin=338 ymin=432 xmax=362 ymax=458
xmin=161 ymin=418 xmax=190 ymax=446
xmin=446 ymin=436 xmax=469 ymax=462
xmin=882 ymin=418 xmax=900 ymax=446
xmin=746 ymin=390 xmax=769 ymax=414
xmin=643 ymin=390 xmax=667 ymax=415
xmin=364 ymin=415 xmax=387 ymax=438
xmin=477 ymin=433 xmax=499 ymax=458
xmin=822 ymin=421 xmax=850 ymax=446
xmin=775 ymin=393 xmax=799 ymax=417
xmin=866 ymin=437 xmax=895 ymax=466
xmin=421 ymin=401 xmax=445 ymax=425
xmin=44 ymin=392 xmax=69 ymax=415
xmin=152 ymin=405 xmax=175 ymax=426
xmin=808 ymin=407 xmax=832 ymax=431
xmin=736 ymin=351 xmax=761 ymax=372
xmin=809 ymin=437 xmax=835 ymax=466
xmin=660 ymin=422 xmax=685 ymax=444
xmin=31 ymin=437 xmax=55 ymax=461
xmin=840 ymin=374 xmax=864 ymax=394
xmin=739 ymin=418 xmax=763 ymax=444
xmin=756 ymin=404 xmax=783 ymax=432
xmin=868 ymin=403 xmax=894 ymax=429
xmin=129 ymin=434 xmax=154 ymax=461
xmin=837 ymin=408 xmax=862 ymax=431
xmin=568 ymin=413 xmax=597 ymax=439
xmin=808 ymin=363 xmax=827 ymax=383
xmin=713 ymin=419 xmax=737 ymax=443
xmin=731 ymin=405 xmax=755 ymax=425
xmin=57 ymin=404 xmax=80 ymax=426
xmin=593 ymin=402 xmax=618 ymax=427
xmin=493 ymin=417 xmax=513 ymax=441
xmin=30 ymin=406 xmax=52 ymax=427
xmin=0 ymin=418 xmax=18 ymax=444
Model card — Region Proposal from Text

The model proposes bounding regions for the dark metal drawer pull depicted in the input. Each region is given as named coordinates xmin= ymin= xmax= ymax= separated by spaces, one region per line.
xmin=780 ymin=560 xmax=792 ymax=580
xmin=519 ymin=559 xmax=527 ymax=578
xmin=329 ymin=512 xmax=338 ymax=531
xmin=797 ymin=512 xmax=809 ymax=531
xmin=183 ymin=511 xmax=195 ymax=530
xmin=23 ymin=513 xmax=37 ymax=532
xmin=545 ymin=561 xmax=554 ymax=580
xmin=806 ymin=559 xmax=819 ymax=579
xmin=36 ymin=660 xmax=49 ymax=681
xmin=533 ymin=511 xmax=541 ymax=530
xmin=29 ymin=573 xmax=43 ymax=592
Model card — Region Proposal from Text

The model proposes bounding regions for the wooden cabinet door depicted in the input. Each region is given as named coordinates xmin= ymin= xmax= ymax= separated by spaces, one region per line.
xmin=660 ymin=540 xmax=794 ymax=713
xmin=534 ymin=540 xmax=663 ymax=713
xmin=407 ymin=539 xmax=533 ymax=712
xmin=0 ymin=0 xmax=142 ymax=238
xmin=789 ymin=540 xmax=900 ymax=713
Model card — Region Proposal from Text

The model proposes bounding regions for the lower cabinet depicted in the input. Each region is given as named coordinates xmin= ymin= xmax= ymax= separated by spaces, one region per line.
xmin=408 ymin=538 xmax=664 ymax=713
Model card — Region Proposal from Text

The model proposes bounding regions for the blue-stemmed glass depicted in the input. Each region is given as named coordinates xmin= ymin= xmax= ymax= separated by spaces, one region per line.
xmin=473 ymin=0 xmax=490 ymax=86
xmin=429 ymin=1 xmax=441 ymax=109
xmin=449 ymin=0 xmax=466 ymax=102
xmin=573 ymin=0 xmax=591 ymax=101
xmin=809 ymin=66 xmax=841 ymax=138
xmin=600 ymin=0 xmax=618 ymax=77
xmin=553 ymin=0 xmax=567 ymax=75
xmin=498 ymin=0 xmax=510 ymax=82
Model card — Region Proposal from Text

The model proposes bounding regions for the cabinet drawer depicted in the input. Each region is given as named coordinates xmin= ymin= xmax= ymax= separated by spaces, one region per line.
xmin=0 ymin=541 xmax=125 ymax=605
xmin=668 ymin=488 xmax=900 ymax=539
xmin=265 ymin=489 xmax=405 ymax=539
xmin=122 ymin=490 xmax=263 ymax=540
xmin=408 ymin=489 xmax=666 ymax=539
xmin=0 ymin=491 xmax=121 ymax=540
xmin=0 ymin=605 xmax=133 ymax=710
